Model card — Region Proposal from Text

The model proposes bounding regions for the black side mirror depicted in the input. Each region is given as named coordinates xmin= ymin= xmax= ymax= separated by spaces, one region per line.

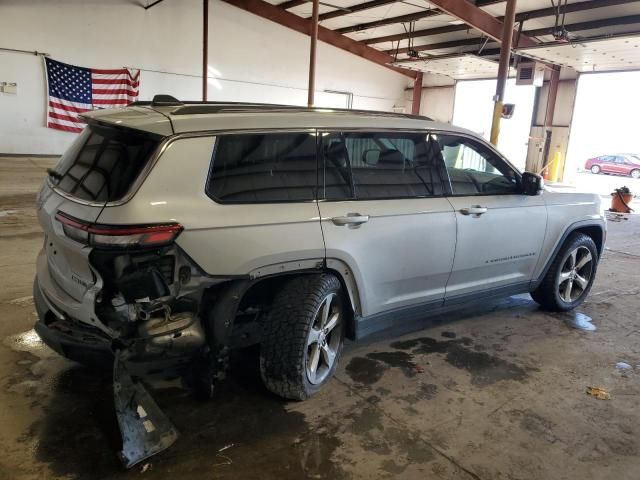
xmin=521 ymin=172 xmax=544 ymax=195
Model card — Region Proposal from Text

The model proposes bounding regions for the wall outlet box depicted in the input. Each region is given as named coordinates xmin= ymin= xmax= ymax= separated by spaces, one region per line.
xmin=1 ymin=82 xmax=18 ymax=94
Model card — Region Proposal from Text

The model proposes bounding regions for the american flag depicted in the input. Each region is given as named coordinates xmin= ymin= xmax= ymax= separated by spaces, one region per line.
xmin=45 ymin=58 xmax=140 ymax=133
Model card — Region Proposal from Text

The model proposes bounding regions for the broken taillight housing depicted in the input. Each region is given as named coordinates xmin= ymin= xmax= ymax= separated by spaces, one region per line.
xmin=55 ymin=211 xmax=183 ymax=248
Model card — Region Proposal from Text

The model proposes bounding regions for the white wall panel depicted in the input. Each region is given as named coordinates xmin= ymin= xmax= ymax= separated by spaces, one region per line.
xmin=0 ymin=0 xmax=407 ymax=154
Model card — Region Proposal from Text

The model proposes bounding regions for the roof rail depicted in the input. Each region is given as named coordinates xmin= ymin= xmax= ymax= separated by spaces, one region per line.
xmin=128 ymin=96 xmax=433 ymax=121
xmin=171 ymin=104 xmax=433 ymax=121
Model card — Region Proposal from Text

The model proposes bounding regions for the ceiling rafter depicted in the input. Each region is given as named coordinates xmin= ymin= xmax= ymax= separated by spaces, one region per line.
xmin=365 ymin=0 xmax=638 ymax=45
xmin=420 ymin=0 xmax=536 ymax=47
xmin=220 ymin=0 xmax=417 ymax=77
xmin=394 ymin=14 xmax=640 ymax=61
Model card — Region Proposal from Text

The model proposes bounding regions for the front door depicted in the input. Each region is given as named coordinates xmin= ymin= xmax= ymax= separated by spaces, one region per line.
xmin=433 ymin=133 xmax=548 ymax=300
xmin=317 ymin=131 xmax=457 ymax=317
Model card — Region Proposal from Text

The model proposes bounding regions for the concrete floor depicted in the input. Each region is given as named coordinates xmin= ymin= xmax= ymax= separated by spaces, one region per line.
xmin=1 ymin=156 xmax=639 ymax=480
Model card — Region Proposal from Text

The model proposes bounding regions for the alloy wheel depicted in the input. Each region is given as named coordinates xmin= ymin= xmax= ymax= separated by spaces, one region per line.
xmin=558 ymin=246 xmax=594 ymax=303
xmin=306 ymin=293 xmax=342 ymax=385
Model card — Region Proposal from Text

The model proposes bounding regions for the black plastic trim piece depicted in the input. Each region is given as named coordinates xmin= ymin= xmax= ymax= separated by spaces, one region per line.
xmin=353 ymin=281 xmax=531 ymax=340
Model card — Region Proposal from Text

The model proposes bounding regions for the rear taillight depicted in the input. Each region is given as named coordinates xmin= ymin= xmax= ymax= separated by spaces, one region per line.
xmin=55 ymin=211 xmax=183 ymax=248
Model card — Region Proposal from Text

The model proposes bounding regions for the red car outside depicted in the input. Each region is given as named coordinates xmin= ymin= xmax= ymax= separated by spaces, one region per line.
xmin=585 ymin=154 xmax=640 ymax=179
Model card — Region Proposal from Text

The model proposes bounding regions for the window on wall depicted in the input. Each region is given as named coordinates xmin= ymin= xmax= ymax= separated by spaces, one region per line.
xmin=433 ymin=134 xmax=519 ymax=195
xmin=321 ymin=131 xmax=448 ymax=200
xmin=207 ymin=133 xmax=317 ymax=203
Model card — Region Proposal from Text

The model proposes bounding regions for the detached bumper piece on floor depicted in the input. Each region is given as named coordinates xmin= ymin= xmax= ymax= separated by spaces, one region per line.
xmin=113 ymin=352 xmax=179 ymax=469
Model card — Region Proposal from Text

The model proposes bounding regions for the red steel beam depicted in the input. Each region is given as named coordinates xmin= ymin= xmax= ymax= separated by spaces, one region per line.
xmin=278 ymin=0 xmax=306 ymax=8
xmin=220 ymin=0 xmax=417 ymax=78
xmin=203 ymin=0 xmax=209 ymax=101
xmin=411 ymin=0 xmax=536 ymax=48
xmin=411 ymin=72 xmax=423 ymax=115
xmin=308 ymin=0 xmax=319 ymax=106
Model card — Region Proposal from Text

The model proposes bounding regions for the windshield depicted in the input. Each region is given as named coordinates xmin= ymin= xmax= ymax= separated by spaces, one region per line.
xmin=49 ymin=123 xmax=161 ymax=203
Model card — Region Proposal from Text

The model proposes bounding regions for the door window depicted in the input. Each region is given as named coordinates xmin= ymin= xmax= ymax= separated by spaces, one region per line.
xmin=320 ymin=132 xmax=448 ymax=200
xmin=433 ymin=134 xmax=520 ymax=195
xmin=207 ymin=132 xmax=317 ymax=203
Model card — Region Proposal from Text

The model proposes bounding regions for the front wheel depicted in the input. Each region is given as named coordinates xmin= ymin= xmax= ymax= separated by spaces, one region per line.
xmin=260 ymin=274 xmax=345 ymax=400
xmin=630 ymin=169 xmax=640 ymax=179
xmin=531 ymin=233 xmax=598 ymax=311
xmin=590 ymin=165 xmax=601 ymax=174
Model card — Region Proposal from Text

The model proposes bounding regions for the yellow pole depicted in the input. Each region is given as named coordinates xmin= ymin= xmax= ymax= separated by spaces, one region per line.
xmin=490 ymin=101 xmax=503 ymax=146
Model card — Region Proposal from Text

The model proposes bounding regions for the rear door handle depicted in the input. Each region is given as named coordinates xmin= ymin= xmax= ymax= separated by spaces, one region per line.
xmin=460 ymin=206 xmax=488 ymax=217
xmin=331 ymin=213 xmax=370 ymax=227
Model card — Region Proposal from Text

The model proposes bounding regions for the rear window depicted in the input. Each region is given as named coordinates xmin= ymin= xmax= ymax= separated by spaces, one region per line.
xmin=49 ymin=124 xmax=160 ymax=202
xmin=206 ymin=133 xmax=317 ymax=203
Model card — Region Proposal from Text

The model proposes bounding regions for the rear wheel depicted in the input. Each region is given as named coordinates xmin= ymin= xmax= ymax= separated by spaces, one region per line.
xmin=531 ymin=233 xmax=598 ymax=311
xmin=630 ymin=169 xmax=640 ymax=179
xmin=260 ymin=274 xmax=345 ymax=400
xmin=590 ymin=165 xmax=601 ymax=174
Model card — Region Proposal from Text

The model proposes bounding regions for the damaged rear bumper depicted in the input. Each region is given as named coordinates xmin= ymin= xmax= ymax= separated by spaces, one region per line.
xmin=33 ymin=277 xmax=114 ymax=367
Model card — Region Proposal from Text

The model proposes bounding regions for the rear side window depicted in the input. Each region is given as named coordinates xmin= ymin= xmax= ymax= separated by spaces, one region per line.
xmin=321 ymin=131 xmax=447 ymax=200
xmin=207 ymin=133 xmax=318 ymax=203
xmin=49 ymin=124 xmax=160 ymax=202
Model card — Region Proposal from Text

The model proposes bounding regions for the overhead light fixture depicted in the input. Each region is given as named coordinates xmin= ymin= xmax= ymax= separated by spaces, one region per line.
xmin=448 ymin=20 xmax=465 ymax=25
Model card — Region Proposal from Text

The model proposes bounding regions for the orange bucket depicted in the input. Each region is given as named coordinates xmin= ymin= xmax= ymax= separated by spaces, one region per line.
xmin=611 ymin=192 xmax=634 ymax=213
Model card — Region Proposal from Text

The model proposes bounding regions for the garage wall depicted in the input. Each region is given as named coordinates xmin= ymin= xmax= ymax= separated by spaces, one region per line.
xmin=0 ymin=0 xmax=408 ymax=154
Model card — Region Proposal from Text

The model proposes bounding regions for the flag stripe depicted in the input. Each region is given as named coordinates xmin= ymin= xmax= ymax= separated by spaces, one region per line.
xmin=48 ymin=123 xmax=84 ymax=133
xmin=49 ymin=100 xmax=92 ymax=113
xmin=92 ymin=78 xmax=140 ymax=88
xmin=50 ymin=111 xmax=87 ymax=124
xmin=92 ymin=98 xmax=131 ymax=105
xmin=92 ymin=88 xmax=138 ymax=96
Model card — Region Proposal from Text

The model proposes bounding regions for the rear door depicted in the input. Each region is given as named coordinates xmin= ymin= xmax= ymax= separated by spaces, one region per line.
xmin=316 ymin=130 xmax=456 ymax=317
xmin=433 ymin=133 xmax=547 ymax=300
xmin=599 ymin=155 xmax=616 ymax=173
xmin=37 ymin=123 xmax=161 ymax=301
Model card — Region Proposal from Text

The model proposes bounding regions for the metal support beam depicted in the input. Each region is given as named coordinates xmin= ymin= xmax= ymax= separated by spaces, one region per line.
xmin=203 ymin=0 xmax=209 ymax=101
xmin=220 ymin=0 xmax=417 ymax=78
xmin=396 ymin=12 xmax=640 ymax=63
xmin=319 ymin=0 xmax=394 ymax=21
xmin=338 ymin=9 xmax=442 ymax=35
xmin=541 ymin=66 xmax=560 ymax=178
xmin=144 ymin=0 xmax=167 ymax=10
xmin=387 ymin=37 xmax=484 ymax=56
xmin=422 ymin=0 xmax=536 ymax=48
xmin=411 ymin=73 xmax=423 ymax=115
xmin=308 ymin=0 xmax=319 ymax=107
xmin=490 ymin=0 xmax=517 ymax=146
xmin=366 ymin=0 xmax=637 ymax=44
xmin=525 ymin=14 xmax=640 ymax=37
xmin=321 ymin=0 xmax=503 ymax=22
xmin=278 ymin=0 xmax=306 ymax=9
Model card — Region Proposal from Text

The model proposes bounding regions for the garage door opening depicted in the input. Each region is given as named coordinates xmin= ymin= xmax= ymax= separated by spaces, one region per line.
xmin=565 ymin=71 xmax=640 ymax=196
xmin=453 ymin=79 xmax=536 ymax=171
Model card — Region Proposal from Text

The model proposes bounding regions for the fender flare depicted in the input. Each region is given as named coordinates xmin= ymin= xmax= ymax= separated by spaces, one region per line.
xmin=531 ymin=219 xmax=605 ymax=289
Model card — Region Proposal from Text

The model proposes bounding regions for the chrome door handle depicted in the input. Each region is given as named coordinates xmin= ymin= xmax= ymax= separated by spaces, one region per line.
xmin=331 ymin=213 xmax=370 ymax=226
xmin=460 ymin=206 xmax=488 ymax=217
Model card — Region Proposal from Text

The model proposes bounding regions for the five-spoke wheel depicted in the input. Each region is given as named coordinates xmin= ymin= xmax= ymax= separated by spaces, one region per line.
xmin=306 ymin=293 xmax=342 ymax=385
xmin=558 ymin=246 xmax=593 ymax=303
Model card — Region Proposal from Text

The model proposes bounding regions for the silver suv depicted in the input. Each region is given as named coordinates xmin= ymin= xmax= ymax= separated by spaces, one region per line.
xmin=34 ymin=97 xmax=605 ymax=404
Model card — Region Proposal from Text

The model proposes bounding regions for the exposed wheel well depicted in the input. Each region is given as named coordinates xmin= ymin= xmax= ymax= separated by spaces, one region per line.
xmin=234 ymin=270 xmax=356 ymax=342
xmin=572 ymin=225 xmax=604 ymax=256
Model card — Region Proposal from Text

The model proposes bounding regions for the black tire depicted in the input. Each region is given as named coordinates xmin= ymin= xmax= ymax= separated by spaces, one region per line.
xmin=260 ymin=274 xmax=345 ymax=400
xmin=590 ymin=165 xmax=601 ymax=174
xmin=630 ymin=169 xmax=640 ymax=179
xmin=531 ymin=233 xmax=598 ymax=311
